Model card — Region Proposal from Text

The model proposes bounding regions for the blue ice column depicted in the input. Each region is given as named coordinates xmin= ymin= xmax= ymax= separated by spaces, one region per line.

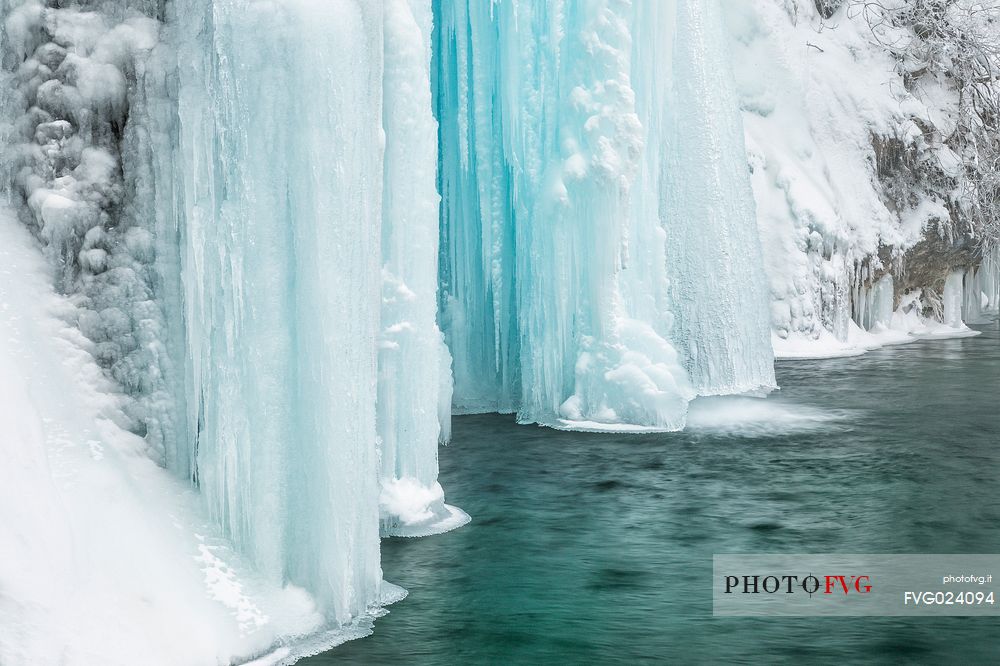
xmin=436 ymin=0 xmax=696 ymax=431
xmin=379 ymin=0 xmax=469 ymax=536
xmin=434 ymin=0 xmax=521 ymax=415
xmin=173 ymin=0 xmax=386 ymax=625
xmin=500 ymin=1 xmax=693 ymax=430
xmin=662 ymin=0 xmax=777 ymax=396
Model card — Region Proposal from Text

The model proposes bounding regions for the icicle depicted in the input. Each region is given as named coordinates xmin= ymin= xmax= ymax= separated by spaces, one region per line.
xmin=854 ymin=274 xmax=894 ymax=331
xmin=434 ymin=0 xmax=521 ymax=415
xmin=942 ymin=270 xmax=965 ymax=328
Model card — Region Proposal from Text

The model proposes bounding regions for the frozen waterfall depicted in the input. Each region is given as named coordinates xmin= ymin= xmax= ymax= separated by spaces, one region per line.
xmin=171 ymin=0 xmax=473 ymax=623
xmin=435 ymin=0 xmax=775 ymax=431
xmin=0 ymin=0 xmax=817 ymax=661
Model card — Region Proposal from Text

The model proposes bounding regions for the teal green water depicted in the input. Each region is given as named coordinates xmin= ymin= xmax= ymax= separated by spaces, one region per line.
xmin=305 ymin=321 xmax=1000 ymax=664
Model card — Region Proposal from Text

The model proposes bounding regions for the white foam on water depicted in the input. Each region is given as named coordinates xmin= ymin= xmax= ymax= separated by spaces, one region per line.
xmin=686 ymin=396 xmax=845 ymax=437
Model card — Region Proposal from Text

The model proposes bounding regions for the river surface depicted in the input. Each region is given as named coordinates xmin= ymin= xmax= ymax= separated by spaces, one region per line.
xmin=304 ymin=320 xmax=1000 ymax=664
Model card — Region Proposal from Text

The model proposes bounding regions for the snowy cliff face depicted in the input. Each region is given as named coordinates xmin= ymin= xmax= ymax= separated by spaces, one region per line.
xmin=0 ymin=206 xmax=335 ymax=666
xmin=726 ymin=0 xmax=1000 ymax=356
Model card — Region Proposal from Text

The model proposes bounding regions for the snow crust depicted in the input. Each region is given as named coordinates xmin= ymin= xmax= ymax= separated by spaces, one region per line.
xmin=727 ymin=0 xmax=911 ymax=347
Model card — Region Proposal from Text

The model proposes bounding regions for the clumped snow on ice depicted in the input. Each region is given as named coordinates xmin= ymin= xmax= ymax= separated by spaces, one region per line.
xmin=0 ymin=0 xmax=183 ymax=463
